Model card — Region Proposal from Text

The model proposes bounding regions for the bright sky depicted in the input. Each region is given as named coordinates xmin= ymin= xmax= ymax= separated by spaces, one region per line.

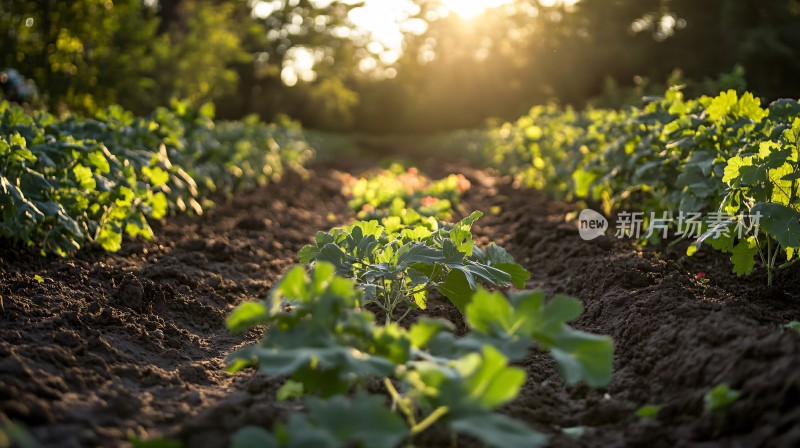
xmin=250 ymin=0 xmax=579 ymax=85
xmin=348 ymin=0 xmax=517 ymax=52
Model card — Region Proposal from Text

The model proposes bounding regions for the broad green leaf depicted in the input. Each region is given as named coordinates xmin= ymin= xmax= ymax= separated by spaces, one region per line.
xmin=279 ymin=266 xmax=309 ymax=301
xmin=438 ymin=269 xmax=475 ymax=312
xmin=543 ymin=295 xmax=584 ymax=323
xmin=310 ymin=244 xmax=351 ymax=276
xmin=396 ymin=242 xmax=444 ymax=269
xmin=277 ymin=380 xmax=305 ymax=401
xmin=382 ymin=216 xmax=402 ymax=234
xmin=142 ymin=166 xmax=169 ymax=187
xmin=239 ymin=345 xmax=395 ymax=380
xmin=116 ymin=186 xmax=135 ymax=207
xmin=148 ymin=192 xmax=168 ymax=219
xmin=461 ymin=345 xmax=526 ymax=408
xmin=298 ymin=244 xmax=319 ymax=264
xmin=86 ymin=150 xmax=111 ymax=174
xmin=482 ymin=244 xmax=517 ymax=264
xmin=549 ymin=328 xmax=614 ymax=387
xmin=572 ymin=169 xmax=597 ymax=198
xmin=73 ymin=164 xmax=96 ymax=191
xmin=310 ymin=262 xmax=336 ymax=293
xmin=97 ymin=224 xmax=122 ymax=252
xmin=707 ymin=90 xmax=738 ymax=122
xmin=730 ymin=237 xmax=758 ymax=276
xmin=301 ymin=395 xmax=409 ymax=448
xmin=442 ymin=238 xmax=465 ymax=264
xmin=781 ymin=171 xmax=800 ymax=181
xmin=732 ymin=91 xmax=767 ymax=121
xmin=409 ymin=318 xmax=455 ymax=349
xmin=722 ymin=156 xmax=752 ymax=184
xmin=227 ymin=301 xmax=270 ymax=333
xmin=449 ymin=211 xmax=483 ymax=255
xmin=231 ymin=427 xmax=279 ymax=448
xmin=400 ymin=226 xmax=431 ymax=240
xmin=466 ymin=289 xmax=514 ymax=335
xmin=450 ymin=413 xmax=547 ymax=448
xmin=280 ymin=415 xmax=340 ymax=448
xmin=636 ymin=404 xmax=661 ymax=419
xmin=751 ymin=202 xmax=800 ymax=249
xmin=371 ymin=323 xmax=411 ymax=365
xmin=413 ymin=290 xmax=428 ymax=309
xmin=768 ymin=163 xmax=794 ymax=205
xmin=459 ymin=263 xmax=512 ymax=287
xmin=704 ymin=384 xmax=741 ymax=412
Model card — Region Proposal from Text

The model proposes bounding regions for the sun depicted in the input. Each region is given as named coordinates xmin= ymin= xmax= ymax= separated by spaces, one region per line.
xmin=440 ymin=0 xmax=513 ymax=20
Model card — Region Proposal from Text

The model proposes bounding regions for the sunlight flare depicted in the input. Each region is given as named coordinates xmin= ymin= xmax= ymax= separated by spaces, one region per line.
xmin=441 ymin=0 xmax=513 ymax=19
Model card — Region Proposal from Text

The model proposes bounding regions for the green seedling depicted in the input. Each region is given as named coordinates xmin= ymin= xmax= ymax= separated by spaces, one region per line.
xmin=298 ymin=211 xmax=529 ymax=324
xmin=225 ymin=263 xmax=613 ymax=448
xmin=704 ymin=383 xmax=741 ymax=412
xmin=636 ymin=404 xmax=661 ymax=419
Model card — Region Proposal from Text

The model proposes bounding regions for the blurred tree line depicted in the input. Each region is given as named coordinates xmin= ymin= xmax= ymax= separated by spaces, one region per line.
xmin=1 ymin=0 xmax=799 ymax=133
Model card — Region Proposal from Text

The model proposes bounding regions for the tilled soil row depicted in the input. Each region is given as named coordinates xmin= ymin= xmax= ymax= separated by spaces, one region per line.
xmin=0 ymin=171 xmax=351 ymax=447
xmin=1 ymin=164 xmax=799 ymax=447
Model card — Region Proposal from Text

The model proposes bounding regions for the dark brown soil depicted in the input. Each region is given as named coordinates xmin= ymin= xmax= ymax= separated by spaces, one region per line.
xmin=2 ymin=160 xmax=799 ymax=448
xmin=460 ymin=167 xmax=800 ymax=448
xmin=0 ymin=171 xmax=350 ymax=447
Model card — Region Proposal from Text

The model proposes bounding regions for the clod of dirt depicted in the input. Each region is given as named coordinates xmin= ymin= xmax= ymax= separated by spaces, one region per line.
xmin=114 ymin=275 xmax=151 ymax=313
xmin=235 ymin=216 xmax=270 ymax=231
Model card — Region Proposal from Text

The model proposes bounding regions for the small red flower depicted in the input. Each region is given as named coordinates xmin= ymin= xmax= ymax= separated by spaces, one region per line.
xmin=456 ymin=174 xmax=471 ymax=193
xmin=421 ymin=196 xmax=438 ymax=207
xmin=362 ymin=204 xmax=375 ymax=212
xmin=695 ymin=272 xmax=706 ymax=279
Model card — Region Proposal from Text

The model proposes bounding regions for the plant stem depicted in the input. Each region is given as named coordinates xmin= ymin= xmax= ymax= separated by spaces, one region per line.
xmin=411 ymin=348 xmax=452 ymax=364
xmin=769 ymin=238 xmax=781 ymax=286
xmin=395 ymin=307 xmax=414 ymax=324
xmin=410 ymin=406 xmax=448 ymax=435
xmin=767 ymin=238 xmax=774 ymax=287
xmin=779 ymin=257 xmax=800 ymax=269
xmin=666 ymin=235 xmax=687 ymax=248
xmin=384 ymin=378 xmax=416 ymax=426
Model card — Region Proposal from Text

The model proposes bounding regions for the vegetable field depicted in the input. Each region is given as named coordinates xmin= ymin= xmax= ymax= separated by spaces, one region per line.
xmin=2 ymin=91 xmax=800 ymax=448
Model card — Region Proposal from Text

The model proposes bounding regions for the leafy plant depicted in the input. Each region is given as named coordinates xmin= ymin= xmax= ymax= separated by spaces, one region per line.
xmin=297 ymin=211 xmax=529 ymax=323
xmin=704 ymin=383 xmax=741 ymax=412
xmin=225 ymin=263 xmax=613 ymax=448
xmin=0 ymin=100 xmax=312 ymax=256
xmin=699 ymin=116 xmax=800 ymax=284
xmin=226 ymin=263 xmax=398 ymax=396
xmin=340 ymin=163 xmax=470 ymax=221
xmin=479 ymin=88 xmax=800 ymax=283
xmin=635 ymin=404 xmax=661 ymax=419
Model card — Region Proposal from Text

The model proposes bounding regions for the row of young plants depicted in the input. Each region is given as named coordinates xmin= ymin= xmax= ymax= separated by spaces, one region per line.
xmin=0 ymin=100 xmax=313 ymax=256
xmin=484 ymin=89 xmax=800 ymax=284
xmin=223 ymin=166 xmax=614 ymax=447
xmin=339 ymin=162 xmax=472 ymax=222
